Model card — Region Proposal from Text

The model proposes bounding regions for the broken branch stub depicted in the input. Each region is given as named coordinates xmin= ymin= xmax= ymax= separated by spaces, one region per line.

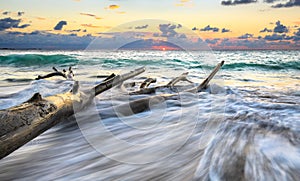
xmin=140 ymin=78 xmax=157 ymax=89
xmin=93 ymin=67 xmax=146 ymax=96
xmin=197 ymin=60 xmax=224 ymax=91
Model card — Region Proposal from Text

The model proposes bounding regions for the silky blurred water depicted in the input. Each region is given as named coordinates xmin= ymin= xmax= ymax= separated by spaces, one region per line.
xmin=0 ymin=50 xmax=299 ymax=180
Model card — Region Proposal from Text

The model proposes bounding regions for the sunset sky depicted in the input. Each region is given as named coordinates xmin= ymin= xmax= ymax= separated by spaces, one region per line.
xmin=0 ymin=0 xmax=299 ymax=50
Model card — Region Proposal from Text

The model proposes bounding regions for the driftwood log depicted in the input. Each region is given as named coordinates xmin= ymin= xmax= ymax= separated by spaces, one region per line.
xmin=36 ymin=66 xmax=74 ymax=80
xmin=0 ymin=67 xmax=145 ymax=159
xmin=114 ymin=61 xmax=225 ymax=116
xmin=0 ymin=61 xmax=224 ymax=159
xmin=130 ymin=61 xmax=224 ymax=95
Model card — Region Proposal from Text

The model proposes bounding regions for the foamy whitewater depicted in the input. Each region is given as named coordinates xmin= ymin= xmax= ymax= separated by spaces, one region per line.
xmin=0 ymin=50 xmax=299 ymax=180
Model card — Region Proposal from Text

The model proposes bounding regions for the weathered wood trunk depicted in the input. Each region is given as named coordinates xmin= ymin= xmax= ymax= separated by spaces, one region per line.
xmin=117 ymin=61 xmax=225 ymax=116
xmin=130 ymin=61 xmax=225 ymax=95
xmin=0 ymin=60 xmax=224 ymax=159
xmin=0 ymin=67 xmax=145 ymax=159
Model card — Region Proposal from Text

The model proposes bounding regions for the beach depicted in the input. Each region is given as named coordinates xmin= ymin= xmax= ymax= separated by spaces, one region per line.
xmin=0 ymin=50 xmax=299 ymax=180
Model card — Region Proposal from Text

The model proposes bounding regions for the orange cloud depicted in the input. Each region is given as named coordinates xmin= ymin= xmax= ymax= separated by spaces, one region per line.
xmin=80 ymin=13 xmax=102 ymax=20
xmin=108 ymin=5 xmax=120 ymax=10
xmin=81 ymin=24 xmax=101 ymax=28
xmin=294 ymin=21 xmax=300 ymax=25
xmin=81 ymin=24 xmax=111 ymax=29
xmin=36 ymin=17 xmax=46 ymax=20
xmin=176 ymin=0 xmax=193 ymax=7
xmin=117 ymin=11 xmax=126 ymax=14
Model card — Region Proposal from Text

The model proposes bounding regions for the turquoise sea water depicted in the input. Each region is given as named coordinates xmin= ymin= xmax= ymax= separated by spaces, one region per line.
xmin=0 ymin=50 xmax=299 ymax=180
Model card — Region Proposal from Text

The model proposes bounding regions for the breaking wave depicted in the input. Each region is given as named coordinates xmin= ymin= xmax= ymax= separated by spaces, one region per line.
xmin=0 ymin=53 xmax=299 ymax=71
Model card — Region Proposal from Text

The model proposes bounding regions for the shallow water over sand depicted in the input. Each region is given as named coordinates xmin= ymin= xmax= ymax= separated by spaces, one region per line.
xmin=0 ymin=50 xmax=299 ymax=180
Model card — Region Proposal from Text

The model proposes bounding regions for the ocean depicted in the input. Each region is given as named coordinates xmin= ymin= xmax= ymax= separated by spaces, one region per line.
xmin=0 ymin=50 xmax=299 ymax=180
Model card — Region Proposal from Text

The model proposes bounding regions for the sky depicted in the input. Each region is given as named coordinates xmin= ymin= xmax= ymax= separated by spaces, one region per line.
xmin=0 ymin=0 xmax=299 ymax=50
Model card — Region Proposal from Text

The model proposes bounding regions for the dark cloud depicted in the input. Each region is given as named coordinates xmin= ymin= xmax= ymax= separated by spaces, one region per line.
xmin=263 ymin=33 xmax=296 ymax=41
xmin=263 ymin=0 xmax=280 ymax=3
xmin=221 ymin=0 xmax=299 ymax=8
xmin=0 ymin=31 xmax=93 ymax=50
xmin=29 ymin=30 xmax=42 ymax=35
xmin=2 ymin=11 xmax=25 ymax=16
xmin=1 ymin=30 xmax=298 ymax=50
xmin=293 ymin=36 xmax=300 ymax=41
xmin=153 ymin=33 xmax=160 ymax=37
xmin=284 ymin=35 xmax=294 ymax=40
xmin=273 ymin=21 xmax=288 ymax=33
xmin=221 ymin=28 xmax=231 ymax=33
xmin=54 ymin=21 xmax=67 ymax=30
xmin=2 ymin=11 xmax=10 ymax=15
xmin=4 ymin=30 xmax=47 ymax=36
xmin=272 ymin=0 xmax=300 ymax=8
xmin=205 ymin=38 xmax=220 ymax=45
xmin=200 ymin=25 xmax=219 ymax=32
xmin=221 ymin=0 xmax=257 ymax=6
xmin=7 ymin=30 xmax=46 ymax=36
xmin=0 ymin=17 xmax=30 ymax=31
xmin=295 ymin=28 xmax=300 ymax=36
xmin=179 ymin=34 xmax=187 ymax=39
xmin=238 ymin=33 xmax=253 ymax=39
xmin=135 ymin=25 xmax=148 ymax=30
xmin=17 ymin=12 xmax=25 ymax=16
xmin=260 ymin=28 xmax=272 ymax=33
xmin=292 ymin=28 xmax=300 ymax=41
xmin=158 ymin=23 xmax=180 ymax=37
xmin=18 ymin=24 xmax=30 ymax=29
xmin=218 ymin=38 xmax=296 ymax=49
xmin=197 ymin=38 xmax=204 ymax=43
xmin=193 ymin=26 xmax=229 ymax=33
xmin=264 ymin=34 xmax=285 ymax=41
xmin=7 ymin=31 xmax=25 ymax=35
xmin=66 ymin=29 xmax=81 ymax=33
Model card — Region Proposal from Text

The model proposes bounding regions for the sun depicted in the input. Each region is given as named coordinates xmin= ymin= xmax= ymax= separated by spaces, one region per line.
xmin=162 ymin=47 xmax=166 ymax=51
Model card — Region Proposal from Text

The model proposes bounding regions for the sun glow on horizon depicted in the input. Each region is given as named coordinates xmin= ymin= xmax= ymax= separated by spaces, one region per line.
xmin=0 ymin=0 xmax=299 ymax=50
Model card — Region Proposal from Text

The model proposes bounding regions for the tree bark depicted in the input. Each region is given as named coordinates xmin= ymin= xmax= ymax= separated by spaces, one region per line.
xmin=0 ymin=67 xmax=145 ymax=159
